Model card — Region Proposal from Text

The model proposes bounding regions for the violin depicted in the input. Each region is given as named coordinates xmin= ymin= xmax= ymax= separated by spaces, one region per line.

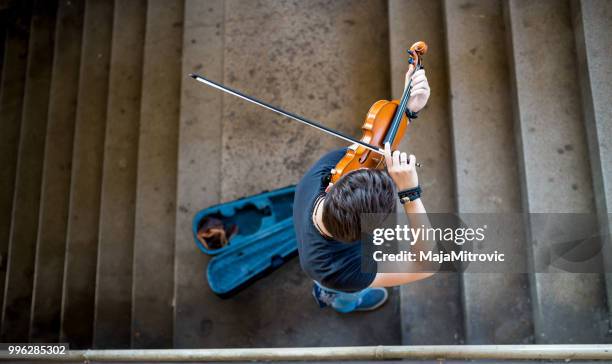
xmin=330 ymin=41 xmax=427 ymax=184
xmin=190 ymin=40 xmax=427 ymax=182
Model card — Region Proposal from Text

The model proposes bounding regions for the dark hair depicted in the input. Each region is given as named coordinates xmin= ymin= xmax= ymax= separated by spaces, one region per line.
xmin=322 ymin=169 xmax=397 ymax=242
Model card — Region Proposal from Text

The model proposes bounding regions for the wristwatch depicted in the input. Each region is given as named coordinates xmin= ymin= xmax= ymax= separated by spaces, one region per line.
xmin=398 ymin=185 xmax=421 ymax=204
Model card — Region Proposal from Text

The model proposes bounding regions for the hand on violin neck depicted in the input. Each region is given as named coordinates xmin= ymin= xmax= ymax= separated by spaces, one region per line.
xmin=405 ymin=68 xmax=431 ymax=113
xmin=383 ymin=142 xmax=419 ymax=191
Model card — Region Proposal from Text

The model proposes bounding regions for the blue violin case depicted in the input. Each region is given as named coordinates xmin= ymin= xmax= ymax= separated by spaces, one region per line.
xmin=192 ymin=186 xmax=298 ymax=297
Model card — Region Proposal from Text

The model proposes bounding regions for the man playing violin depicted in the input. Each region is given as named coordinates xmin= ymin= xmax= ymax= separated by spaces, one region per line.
xmin=293 ymin=67 xmax=434 ymax=312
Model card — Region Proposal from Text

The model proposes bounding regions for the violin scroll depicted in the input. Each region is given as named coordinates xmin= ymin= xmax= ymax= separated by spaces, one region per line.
xmin=407 ymin=41 xmax=427 ymax=71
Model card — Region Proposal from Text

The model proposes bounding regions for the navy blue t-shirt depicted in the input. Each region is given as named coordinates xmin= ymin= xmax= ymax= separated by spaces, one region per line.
xmin=293 ymin=148 xmax=376 ymax=292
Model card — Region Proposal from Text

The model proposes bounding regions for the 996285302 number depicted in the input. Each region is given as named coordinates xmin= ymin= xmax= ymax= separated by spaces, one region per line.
xmin=6 ymin=344 xmax=67 ymax=356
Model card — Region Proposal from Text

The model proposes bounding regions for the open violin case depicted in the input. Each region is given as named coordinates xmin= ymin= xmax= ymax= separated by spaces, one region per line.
xmin=192 ymin=186 xmax=298 ymax=298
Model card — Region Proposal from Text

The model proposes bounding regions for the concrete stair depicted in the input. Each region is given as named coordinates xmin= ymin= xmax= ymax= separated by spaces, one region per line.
xmin=571 ymin=0 xmax=612 ymax=335
xmin=94 ymin=0 xmax=146 ymax=349
xmin=0 ymin=0 xmax=31 ymax=325
xmin=1 ymin=0 xmax=56 ymax=341
xmin=131 ymin=0 xmax=183 ymax=348
xmin=389 ymin=0 xmax=463 ymax=345
xmin=30 ymin=0 xmax=84 ymax=343
xmin=504 ymin=0 xmax=609 ymax=343
xmin=59 ymin=0 xmax=112 ymax=348
xmin=173 ymin=0 xmax=223 ymax=348
xmin=0 ymin=0 xmax=610 ymax=349
xmin=444 ymin=0 xmax=532 ymax=344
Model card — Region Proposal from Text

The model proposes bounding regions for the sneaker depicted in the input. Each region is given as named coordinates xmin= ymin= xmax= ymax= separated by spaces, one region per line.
xmin=312 ymin=283 xmax=388 ymax=312
xmin=354 ymin=287 xmax=388 ymax=311
xmin=312 ymin=282 xmax=334 ymax=308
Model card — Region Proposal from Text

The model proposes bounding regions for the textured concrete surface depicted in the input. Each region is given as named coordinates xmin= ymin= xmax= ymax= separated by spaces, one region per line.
xmin=0 ymin=0 xmax=30 ymax=318
xmin=60 ymin=0 xmax=112 ymax=349
xmin=173 ymin=0 xmax=224 ymax=348
xmin=132 ymin=0 xmax=182 ymax=349
xmin=220 ymin=0 xmax=390 ymax=201
xmin=29 ymin=0 xmax=83 ymax=343
xmin=0 ymin=12 xmax=7 ymax=67
xmin=505 ymin=0 xmax=608 ymax=343
xmin=1 ymin=0 xmax=610 ymax=350
xmin=571 ymin=0 xmax=612 ymax=332
xmin=0 ymin=18 xmax=4 ymax=68
xmin=389 ymin=0 xmax=463 ymax=345
xmin=445 ymin=0 xmax=532 ymax=344
xmin=0 ymin=0 xmax=56 ymax=341
xmin=94 ymin=0 xmax=145 ymax=349
xmin=208 ymin=0 xmax=402 ymax=347
xmin=173 ymin=258 xmax=401 ymax=347
xmin=0 ymin=8 xmax=5 ymax=66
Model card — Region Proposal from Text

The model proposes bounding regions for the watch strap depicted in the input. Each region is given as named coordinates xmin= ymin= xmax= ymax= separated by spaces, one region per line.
xmin=398 ymin=185 xmax=422 ymax=204
xmin=405 ymin=109 xmax=419 ymax=119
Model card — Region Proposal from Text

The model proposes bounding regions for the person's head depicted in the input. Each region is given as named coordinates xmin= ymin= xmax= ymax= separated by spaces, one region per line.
xmin=323 ymin=168 xmax=397 ymax=242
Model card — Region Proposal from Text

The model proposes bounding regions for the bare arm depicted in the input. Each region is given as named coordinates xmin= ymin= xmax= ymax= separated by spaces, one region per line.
xmin=369 ymin=140 xmax=438 ymax=288
xmin=370 ymin=198 xmax=437 ymax=287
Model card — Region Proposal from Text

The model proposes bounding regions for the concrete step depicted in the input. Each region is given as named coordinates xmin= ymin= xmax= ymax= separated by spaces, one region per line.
xmin=173 ymin=0 xmax=224 ymax=348
xmin=389 ymin=0 xmax=464 ymax=345
xmin=220 ymin=1 xmax=392 ymax=201
xmin=131 ymin=0 xmax=182 ymax=349
xmin=504 ymin=0 xmax=608 ymax=343
xmin=0 ymin=12 xmax=5 ymax=74
xmin=212 ymin=0 xmax=400 ymax=346
xmin=444 ymin=0 xmax=533 ymax=344
xmin=0 ymin=0 xmax=31 ymax=319
xmin=29 ymin=0 xmax=84 ymax=343
xmin=93 ymin=0 xmax=146 ymax=349
xmin=0 ymin=0 xmax=56 ymax=341
xmin=571 ymin=0 xmax=612 ymax=333
xmin=60 ymin=0 xmax=113 ymax=349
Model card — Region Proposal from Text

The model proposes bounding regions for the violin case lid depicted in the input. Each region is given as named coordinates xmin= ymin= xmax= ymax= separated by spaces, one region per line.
xmin=192 ymin=185 xmax=297 ymax=297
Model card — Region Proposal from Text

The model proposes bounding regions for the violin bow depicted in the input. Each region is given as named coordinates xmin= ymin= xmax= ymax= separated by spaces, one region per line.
xmin=190 ymin=73 xmax=384 ymax=154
